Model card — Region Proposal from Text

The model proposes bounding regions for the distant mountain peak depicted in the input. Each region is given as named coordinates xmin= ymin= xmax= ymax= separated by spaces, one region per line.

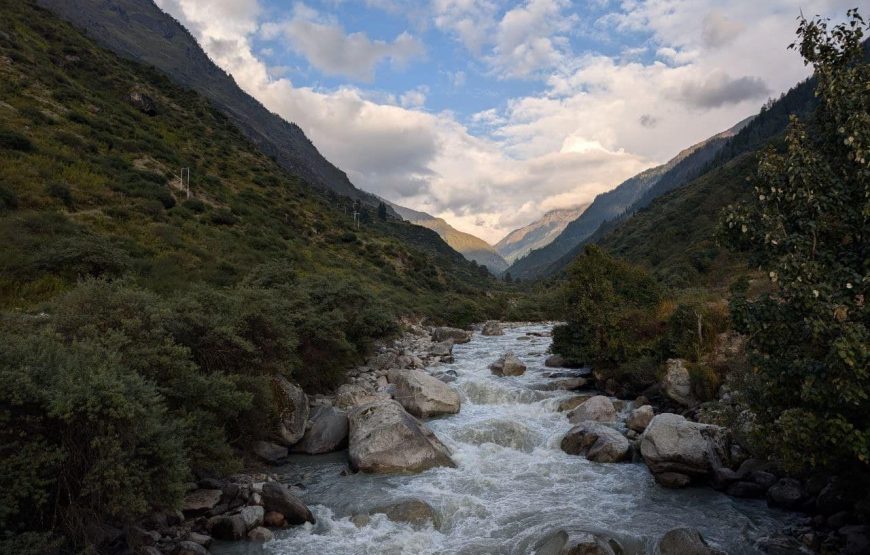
xmin=495 ymin=204 xmax=590 ymax=264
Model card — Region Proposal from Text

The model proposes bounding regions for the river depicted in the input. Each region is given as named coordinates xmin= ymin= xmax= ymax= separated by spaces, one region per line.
xmin=215 ymin=323 xmax=796 ymax=554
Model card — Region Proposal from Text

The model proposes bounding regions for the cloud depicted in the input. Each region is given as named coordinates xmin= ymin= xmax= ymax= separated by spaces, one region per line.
xmin=673 ymin=71 xmax=769 ymax=109
xmin=400 ymin=86 xmax=428 ymax=108
xmin=260 ymin=4 xmax=425 ymax=82
xmin=639 ymin=114 xmax=658 ymax=128
xmin=702 ymin=11 xmax=746 ymax=48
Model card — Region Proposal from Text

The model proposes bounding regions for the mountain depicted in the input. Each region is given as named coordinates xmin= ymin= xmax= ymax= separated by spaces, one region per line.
xmin=495 ymin=205 xmax=589 ymax=264
xmin=389 ymin=203 xmax=508 ymax=274
xmin=36 ymin=0 xmax=394 ymax=215
xmin=505 ymin=118 xmax=752 ymax=280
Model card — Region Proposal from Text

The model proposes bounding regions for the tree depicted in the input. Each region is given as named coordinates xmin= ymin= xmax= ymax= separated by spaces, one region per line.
xmin=721 ymin=10 xmax=868 ymax=472
xmin=504 ymin=272 xmax=512 ymax=284
xmin=377 ymin=201 xmax=388 ymax=221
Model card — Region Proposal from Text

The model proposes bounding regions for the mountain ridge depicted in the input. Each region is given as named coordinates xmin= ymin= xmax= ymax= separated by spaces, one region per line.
xmin=495 ymin=205 xmax=589 ymax=264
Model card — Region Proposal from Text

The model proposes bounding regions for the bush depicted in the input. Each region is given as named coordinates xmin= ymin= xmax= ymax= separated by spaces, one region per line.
xmin=0 ymin=186 xmax=17 ymax=211
xmin=0 ymin=129 xmax=34 ymax=152
xmin=45 ymin=181 xmax=73 ymax=207
xmin=181 ymin=197 xmax=206 ymax=213
xmin=209 ymin=207 xmax=237 ymax=225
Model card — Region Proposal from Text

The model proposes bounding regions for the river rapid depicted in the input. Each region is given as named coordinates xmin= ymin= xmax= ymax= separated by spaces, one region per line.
xmin=216 ymin=323 xmax=796 ymax=554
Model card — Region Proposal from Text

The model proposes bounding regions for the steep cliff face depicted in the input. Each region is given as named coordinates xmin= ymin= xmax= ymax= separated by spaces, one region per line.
xmin=495 ymin=205 xmax=589 ymax=264
xmin=37 ymin=0 xmax=392 ymax=213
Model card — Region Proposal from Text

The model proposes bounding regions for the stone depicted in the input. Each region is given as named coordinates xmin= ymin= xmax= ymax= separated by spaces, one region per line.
xmin=348 ymin=400 xmax=455 ymax=474
xmin=661 ymin=359 xmax=700 ymax=407
xmin=185 ymin=532 xmax=212 ymax=546
xmin=128 ymin=90 xmax=157 ymax=115
xmin=639 ymin=413 xmax=731 ymax=486
xmin=533 ymin=529 xmax=618 ymax=555
xmin=370 ymin=499 xmax=440 ymax=528
xmin=767 ymin=478 xmax=805 ymax=509
xmin=182 ymin=489 xmax=223 ymax=516
xmin=544 ymin=355 xmax=567 ymax=368
xmin=429 ymin=341 xmax=454 ymax=358
xmin=558 ymin=394 xmax=595 ymax=412
xmin=291 ymin=405 xmax=349 ymax=454
xmin=560 ymin=422 xmax=630 ymax=463
xmin=489 ymin=353 xmax=526 ymax=376
xmin=263 ymin=511 xmax=285 ymax=528
xmin=537 ymin=377 xmax=587 ymax=391
xmin=626 ymin=405 xmax=654 ymax=432
xmin=655 ymin=472 xmax=692 ymax=488
xmin=842 ymin=525 xmax=870 ymax=555
xmin=658 ymin=527 xmax=725 ymax=555
xmin=172 ymin=541 xmax=209 ymax=555
xmin=207 ymin=514 xmax=247 ymax=540
xmin=481 ymin=320 xmax=504 ymax=336
xmin=239 ymin=505 xmax=264 ymax=530
xmin=388 ymin=369 xmax=461 ymax=418
xmin=127 ymin=526 xmax=159 ymax=547
xmin=817 ymin=477 xmax=862 ymax=515
xmin=567 ymin=396 xmax=617 ymax=424
xmin=252 ymin=440 xmax=288 ymax=464
xmin=726 ymin=480 xmax=766 ymax=498
xmin=756 ymin=535 xmax=814 ymax=555
xmin=272 ymin=375 xmax=309 ymax=445
xmin=335 ymin=383 xmax=384 ymax=409
xmin=248 ymin=526 xmax=273 ymax=542
xmin=261 ymin=482 xmax=315 ymax=525
xmin=431 ymin=327 xmax=472 ymax=344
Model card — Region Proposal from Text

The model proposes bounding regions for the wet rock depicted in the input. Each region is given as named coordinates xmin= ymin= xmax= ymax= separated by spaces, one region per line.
xmin=489 ymin=353 xmax=526 ymax=376
xmin=370 ymin=498 xmax=440 ymax=528
xmin=171 ymin=541 xmax=209 ymax=555
xmin=185 ymin=532 xmax=212 ymax=547
xmin=347 ymin=399 xmax=455 ymax=473
xmin=726 ymin=480 xmax=766 ymax=498
xmin=658 ymin=527 xmax=724 ymax=555
xmin=431 ymin=327 xmax=472 ymax=344
xmin=252 ymin=440 xmax=288 ymax=464
xmin=767 ymin=478 xmax=805 ymax=509
xmin=291 ymin=405 xmax=348 ymax=454
xmin=567 ymin=396 xmax=617 ymax=424
xmin=655 ymin=472 xmax=692 ymax=488
xmin=817 ymin=477 xmax=862 ymax=515
xmin=272 ymin=375 xmax=309 ymax=445
xmin=261 ymin=482 xmax=315 ymax=525
xmin=429 ymin=341 xmax=454 ymax=358
xmin=544 ymin=354 xmax=567 ymax=368
xmin=841 ymin=525 xmax=870 ymax=555
xmin=558 ymin=394 xmax=595 ymax=412
xmin=263 ymin=511 xmax=285 ymax=528
xmin=430 ymin=369 xmax=459 ymax=383
xmin=182 ymin=489 xmax=222 ymax=516
xmin=661 ymin=359 xmax=699 ymax=407
xmin=757 ymin=535 xmax=814 ymax=554
xmin=626 ymin=405 xmax=654 ymax=433
xmin=533 ymin=529 xmax=618 ymax=555
xmin=561 ymin=422 xmax=630 ymax=463
xmin=640 ymin=413 xmax=731 ymax=486
xmin=388 ymin=369 xmax=461 ymax=418
xmin=481 ymin=320 xmax=504 ymax=336
xmin=536 ymin=377 xmax=587 ymax=391
xmin=248 ymin=526 xmax=273 ymax=542
xmin=207 ymin=514 xmax=247 ymax=540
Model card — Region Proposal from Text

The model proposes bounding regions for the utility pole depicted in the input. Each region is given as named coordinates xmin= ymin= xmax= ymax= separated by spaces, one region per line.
xmin=352 ymin=200 xmax=360 ymax=230
xmin=178 ymin=167 xmax=190 ymax=198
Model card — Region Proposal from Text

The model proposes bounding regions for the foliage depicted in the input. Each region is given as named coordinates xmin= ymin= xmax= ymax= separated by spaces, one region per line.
xmin=721 ymin=10 xmax=869 ymax=472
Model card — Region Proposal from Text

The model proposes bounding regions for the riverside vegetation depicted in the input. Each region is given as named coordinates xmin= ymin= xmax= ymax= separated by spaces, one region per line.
xmin=0 ymin=1 xmax=867 ymax=554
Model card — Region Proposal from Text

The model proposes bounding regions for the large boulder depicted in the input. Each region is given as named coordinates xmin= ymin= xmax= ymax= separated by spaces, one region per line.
xmin=271 ymin=375 xmax=309 ymax=445
xmin=431 ymin=327 xmax=472 ymax=344
xmin=561 ymin=422 xmax=630 ymax=463
xmin=388 ymin=369 xmax=461 ymax=418
xmin=533 ymin=529 xmax=618 ymax=555
xmin=335 ymin=383 xmax=385 ymax=409
xmin=766 ymin=478 xmax=806 ymax=509
xmin=657 ymin=527 xmax=724 ymax=555
xmin=661 ymin=359 xmax=699 ymax=407
xmin=626 ymin=405 xmax=654 ymax=433
xmin=291 ymin=405 xmax=349 ymax=454
xmin=639 ymin=413 xmax=731 ymax=487
xmin=181 ymin=489 xmax=222 ymax=516
xmin=238 ymin=505 xmax=264 ymax=530
xmin=481 ymin=320 xmax=504 ymax=336
xmin=207 ymin=514 xmax=247 ymax=540
xmin=260 ymin=482 xmax=315 ymax=525
xmin=567 ymin=396 xmax=617 ymax=424
xmin=363 ymin=499 xmax=440 ymax=529
xmin=489 ymin=353 xmax=526 ymax=376
xmin=348 ymin=400 xmax=456 ymax=473
xmin=252 ymin=440 xmax=288 ymax=464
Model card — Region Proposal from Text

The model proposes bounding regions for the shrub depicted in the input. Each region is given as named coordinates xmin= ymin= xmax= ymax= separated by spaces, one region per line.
xmin=209 ymin=207 xmax=238 ymax=225
xmin=0 ymin=185 xmax=18 ymax=211
xmin=34 ymin=235 xmax=130 ymax=279
xmin=0 ymin=129 xmax=34 ymax=152
xmin=45 ymin=181 xmax=73 ymax=208
xmin=181 ymin=197 xmax=206 ymax=213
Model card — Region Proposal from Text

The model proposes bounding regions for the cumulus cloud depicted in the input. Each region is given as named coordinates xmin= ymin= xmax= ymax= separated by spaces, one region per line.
xmin=673 ymin=71 xmax=769 ymax=109
xmin=260 ymin=4 xmax=425 ymax=82
xmin=153 ymin=0 xmax=854 ymax=243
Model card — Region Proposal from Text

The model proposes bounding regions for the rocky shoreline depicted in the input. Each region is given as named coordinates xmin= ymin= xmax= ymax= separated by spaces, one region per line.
xmin=133 ymin=321 xmax=867 ymax=555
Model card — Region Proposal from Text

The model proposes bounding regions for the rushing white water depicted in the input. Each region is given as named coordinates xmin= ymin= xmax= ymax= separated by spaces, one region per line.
xmin=215 ymin=323 xmax=796 ymax=554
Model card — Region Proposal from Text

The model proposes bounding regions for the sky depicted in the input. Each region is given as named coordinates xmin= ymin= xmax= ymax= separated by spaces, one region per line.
xmin=153 ymin=0 xmax=854 ymax=244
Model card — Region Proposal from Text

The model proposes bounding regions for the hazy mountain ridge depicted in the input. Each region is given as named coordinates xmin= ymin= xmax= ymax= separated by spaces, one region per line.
xmin=37 ymin=0 xmax=394 ymax=215
xmin=505 ymin=118 xmax=752 ymax=280
xmin=389 ymin=202 xmax=509 ymax=274
xmin=495 ymin=205 xmax=589 ymax=264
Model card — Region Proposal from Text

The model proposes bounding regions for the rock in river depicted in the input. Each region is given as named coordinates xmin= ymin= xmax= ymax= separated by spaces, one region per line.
xmin=658 ymin=527 xmax=725 ymax=555
xmin=348 ymin=399 xmax=456 ymax=473
xmin=639 ymin=413 xmax=731 ymax=487
xmin=489 ymin=352 xmax=526 ymax=376
xmin=561 ymin=422 xmax=630 ymax=463
xmin=431 ymin=326 xmax=472 ymax=344
xmin=388 ymin=368 xmax=461 ymax=418
xmin=626 ymin=404 xmax=654 ymax=433
xmin=261 ymin=481 xmax=315 ymax=525
xmin=271 ymin=375 xmax=309 ymax=445
xmin=291 ymin=405 xmax=348 ymax=454
xmin=567 ymin=395 xmax=617 ymax=424
xmin=481 ymin=320 xmax=504 ymax=336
